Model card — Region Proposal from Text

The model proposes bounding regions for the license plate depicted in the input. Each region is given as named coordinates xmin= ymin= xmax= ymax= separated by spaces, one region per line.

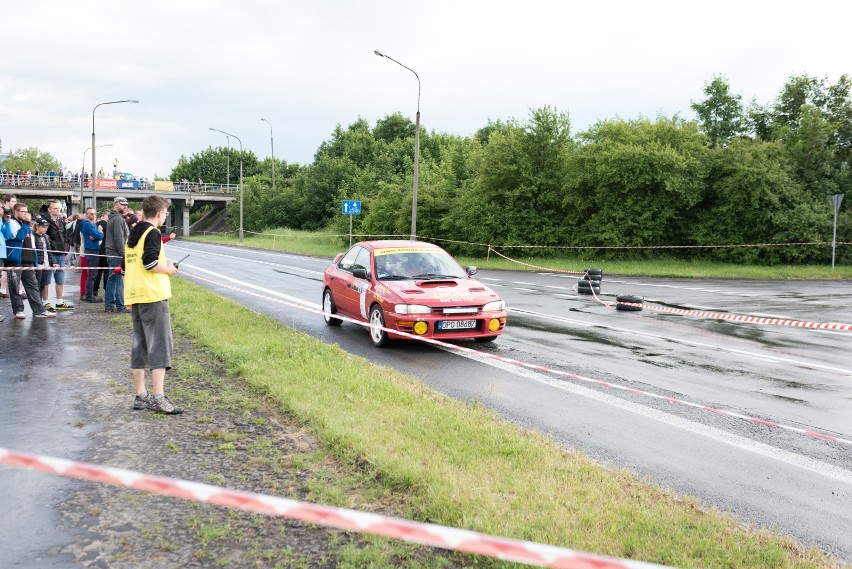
xmin=437 ymin=319 xmax=478 ymax=331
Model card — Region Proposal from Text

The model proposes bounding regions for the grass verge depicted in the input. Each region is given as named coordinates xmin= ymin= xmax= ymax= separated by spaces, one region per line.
xmin=186 ymin=230 xmax=851 ymax=280
xmin=170 ymin=277 xmax=839 ymax=568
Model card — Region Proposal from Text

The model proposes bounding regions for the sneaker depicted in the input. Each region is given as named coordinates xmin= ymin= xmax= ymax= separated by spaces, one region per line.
xmin=54 ymin=301 xmax=74 ymax=310
xmin=15 ymin=312 xmax=25 ymax=319
xmin=147 ymin=395 xmax=184 ymax=415
xmin=85 ymin=296 xmax=103 ymax=302
xmin=44 ymin=303 xmax=57 ymax=313
xmin=34 ymin=311 xmax=56 ymax=318
xmin=132 ymin=394 xmax=150 ymax=410
xmin=0 ymin=314 xmax=4 ymax=321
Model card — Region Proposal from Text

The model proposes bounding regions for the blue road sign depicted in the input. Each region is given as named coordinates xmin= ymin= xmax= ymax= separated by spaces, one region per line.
xmin=342 ymin=200 xmax=361 ymax=215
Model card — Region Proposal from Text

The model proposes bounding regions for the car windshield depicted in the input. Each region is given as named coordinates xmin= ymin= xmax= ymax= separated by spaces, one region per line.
xmin=375 ymin=250 xmax=467 ymax=281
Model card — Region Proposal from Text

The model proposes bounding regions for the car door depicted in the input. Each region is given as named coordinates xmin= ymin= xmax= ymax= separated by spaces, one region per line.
xmin=331 ymin=245 xmax=364 ymax=318
xmin=349 ymin=247 xmax=374 ymax=320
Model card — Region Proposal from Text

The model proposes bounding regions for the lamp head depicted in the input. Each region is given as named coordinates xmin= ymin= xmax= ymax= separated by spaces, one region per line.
xmin=373 ymin=49 xmax=384 ymax=57
xmin=130 ymin=100 xmax=140 ymax=104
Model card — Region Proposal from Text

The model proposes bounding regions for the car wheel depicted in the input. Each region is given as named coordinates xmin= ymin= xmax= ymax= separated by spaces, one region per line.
xmin=369 ymin=304 xmax=390 ymax=347
xmin=323 ymin=288 xmax=342 ymax=326
xmin=474 ymin=336 xmax=498 ymax=343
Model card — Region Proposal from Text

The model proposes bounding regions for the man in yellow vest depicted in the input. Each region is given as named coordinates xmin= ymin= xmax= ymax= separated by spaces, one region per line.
xmin=124 ymin=195 xmax=182 ymax=414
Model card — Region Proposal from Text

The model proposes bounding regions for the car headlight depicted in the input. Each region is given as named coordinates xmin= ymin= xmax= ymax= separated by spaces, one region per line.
xmin=394 ymin=304 xmax=432 ymax=315
xmin=482 ymin=300 xmax=505 ymax=312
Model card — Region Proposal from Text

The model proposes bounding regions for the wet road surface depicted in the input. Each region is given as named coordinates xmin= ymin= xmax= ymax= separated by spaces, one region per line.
xmin=0 ymin=309 xmax=97 ymax=567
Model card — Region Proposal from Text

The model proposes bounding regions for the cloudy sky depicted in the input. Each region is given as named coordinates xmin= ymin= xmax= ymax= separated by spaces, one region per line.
xmin=1 ymin=0 xmax=848 ymax=178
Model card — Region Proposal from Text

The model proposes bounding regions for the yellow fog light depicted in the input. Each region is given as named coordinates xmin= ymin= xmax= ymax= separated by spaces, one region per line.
xmin=413 ymin=321 xmax=429 ymax=335
xmin=488 ymin=319 xmax=500 ymax=332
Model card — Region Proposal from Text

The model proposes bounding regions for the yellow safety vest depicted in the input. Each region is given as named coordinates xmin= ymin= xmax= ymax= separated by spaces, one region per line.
xmin=124 ymin=226 xmax=171 ymax=304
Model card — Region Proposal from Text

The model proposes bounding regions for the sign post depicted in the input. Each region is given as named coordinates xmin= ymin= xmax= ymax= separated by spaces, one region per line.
xmin=342 ymin=200 xmax=361 ymax=247
xmin=831 ymin=193 xmax=844 ymax=271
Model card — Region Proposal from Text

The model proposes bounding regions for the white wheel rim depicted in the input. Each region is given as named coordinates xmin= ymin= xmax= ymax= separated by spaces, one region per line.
xmin=323 ymin=291 xmax=333 ymax=321
xmin=370 ymin=309 xmax=384 ymax=342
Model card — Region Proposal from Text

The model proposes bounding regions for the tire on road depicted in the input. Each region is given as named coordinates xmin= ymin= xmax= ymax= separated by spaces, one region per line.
xmin=615 ymin=294 xmax=644 ymax=311
xmin=322 ymin=288 xmax=342 ymax=326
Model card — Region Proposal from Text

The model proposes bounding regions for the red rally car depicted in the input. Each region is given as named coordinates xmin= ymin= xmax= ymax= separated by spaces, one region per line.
xmin=322 ymin=240 xmax=508 ymax=347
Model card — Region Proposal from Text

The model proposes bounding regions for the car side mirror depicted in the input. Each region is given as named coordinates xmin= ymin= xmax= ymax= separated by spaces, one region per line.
xmin=465 ymin=266 xmax=477 ymax=276
xmin=353 ymin=267 xmax=369 ymax=280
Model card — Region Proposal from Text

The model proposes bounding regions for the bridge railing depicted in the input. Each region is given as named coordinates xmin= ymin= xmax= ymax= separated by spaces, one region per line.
xmin=0 ymin=173 xmax=237 ymax=194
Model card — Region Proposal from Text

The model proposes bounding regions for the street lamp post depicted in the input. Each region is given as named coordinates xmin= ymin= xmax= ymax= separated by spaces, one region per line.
xmin=261 ymin=118 xmax=275 ymax=190
xmin=226 ymin=135 xmax=230 ymax=189
xmin=210 ymin=128 xmax=244 ymax=242
xmin=81 ymin=144 xmax=113 ymax=211
xmin=374 ymin=49 xmax=420 ymax=241
xmin=92 ymin=99 xmax=138 ymax=211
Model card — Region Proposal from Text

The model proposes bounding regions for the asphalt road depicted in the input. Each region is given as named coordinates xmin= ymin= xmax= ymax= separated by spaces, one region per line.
xmin=2 ymin=239 xmax=849 ymax=564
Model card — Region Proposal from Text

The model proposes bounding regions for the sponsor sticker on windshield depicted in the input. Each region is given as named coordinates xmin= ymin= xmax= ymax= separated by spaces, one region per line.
xmin=374 ymin=247 xmax=450 ymax=256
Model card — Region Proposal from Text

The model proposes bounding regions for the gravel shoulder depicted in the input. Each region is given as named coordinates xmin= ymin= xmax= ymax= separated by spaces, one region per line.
xmin=50 ymin=304 xmax=444 ymax=568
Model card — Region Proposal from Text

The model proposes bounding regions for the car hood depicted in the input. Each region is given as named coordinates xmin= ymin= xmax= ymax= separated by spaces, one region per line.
xmin=376 ymin=278 xmax=501 ymax=306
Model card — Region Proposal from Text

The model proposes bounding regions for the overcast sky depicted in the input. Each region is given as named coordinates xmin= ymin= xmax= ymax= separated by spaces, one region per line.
xmin=1 ymin=0 xmax=848 ymax=178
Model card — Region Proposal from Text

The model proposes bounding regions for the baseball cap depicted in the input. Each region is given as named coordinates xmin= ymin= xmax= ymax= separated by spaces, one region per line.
xmin=34 ymin=216 xmax=50 ymax=227
xmin=114 ymin=196 xmax=128 ymax=205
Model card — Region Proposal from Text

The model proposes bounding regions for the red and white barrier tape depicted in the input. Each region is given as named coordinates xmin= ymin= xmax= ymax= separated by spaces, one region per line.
xmin=180 ymin=270 xmax=852 ymax=447
xmin=620 ymin=302 xmax=852 ymax=331
xmin=0 ymin=447 xmax=667 ymax=569
xmin=490 ymin=242 xmax=852 ymax=250
xmin=488 ymin=248 xmax=589 ymax=275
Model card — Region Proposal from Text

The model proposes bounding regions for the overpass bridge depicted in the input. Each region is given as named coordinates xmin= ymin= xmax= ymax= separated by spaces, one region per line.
xmin=0 ymin=176 xmax=236 ymax=236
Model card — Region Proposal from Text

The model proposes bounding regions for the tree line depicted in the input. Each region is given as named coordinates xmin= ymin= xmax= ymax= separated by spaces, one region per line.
xmin=170 ymin=73 xmax=849 ymax=264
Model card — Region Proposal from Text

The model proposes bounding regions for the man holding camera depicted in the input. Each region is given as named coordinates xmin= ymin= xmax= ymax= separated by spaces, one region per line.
xmin=1 ymin=202 xmax=56 ymax=319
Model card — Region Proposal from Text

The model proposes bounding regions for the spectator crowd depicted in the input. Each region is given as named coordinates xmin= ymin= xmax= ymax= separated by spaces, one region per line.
xmin=0 ymin=193 xmax=175 ymax=320
xmin=1 ymin=192 xmax=183 ymax=414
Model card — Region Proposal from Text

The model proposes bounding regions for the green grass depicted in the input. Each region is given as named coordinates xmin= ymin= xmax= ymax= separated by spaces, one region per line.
xmin=169 ymin=277 xmax=839 ymax=568
xmin=187 ymin=230 xmax=852 ymax=280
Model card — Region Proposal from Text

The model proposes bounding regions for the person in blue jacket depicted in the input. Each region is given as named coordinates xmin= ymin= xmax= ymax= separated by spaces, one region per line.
xmin=80 ymin=207 xmax=103 ymax=302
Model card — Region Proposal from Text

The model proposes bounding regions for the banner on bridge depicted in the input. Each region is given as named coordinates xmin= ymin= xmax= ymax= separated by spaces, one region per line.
xmin=154 ymin=181 xmax=175 ymax=191
xmin=87 ymin=178 xmax=118 ymax=189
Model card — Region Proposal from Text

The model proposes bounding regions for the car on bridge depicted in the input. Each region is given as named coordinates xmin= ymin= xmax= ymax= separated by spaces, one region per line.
xmin=322 ymin=240 xmax=507 ymax=347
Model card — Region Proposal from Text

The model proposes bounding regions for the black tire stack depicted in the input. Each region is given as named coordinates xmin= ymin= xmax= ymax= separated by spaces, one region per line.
xmin=615 ymin=294 xmax=644 ymax=311
xmin=577 ymin=268 xmax=602 ymax=295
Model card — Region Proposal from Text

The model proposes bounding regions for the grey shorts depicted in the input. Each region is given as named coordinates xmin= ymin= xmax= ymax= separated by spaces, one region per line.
xmin=130 ymin=301 xmax=173 ymax=370
xmin=53 ymin=253 xmax=66 ymax=284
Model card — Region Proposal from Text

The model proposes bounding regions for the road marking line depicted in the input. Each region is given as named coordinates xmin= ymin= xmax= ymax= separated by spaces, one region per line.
xmin=184 ymin=264 xmax=320 ymax=308
xmin=170 ymin=244 xmax=324 ymax=276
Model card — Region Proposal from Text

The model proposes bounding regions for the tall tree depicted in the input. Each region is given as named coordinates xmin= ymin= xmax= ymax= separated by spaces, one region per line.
xmin=170 ymin=146 xmax=261 ymax=184
xmin=691 ymin=75 xmax=745 ymax=145
xmin=2 ymin=146 xmax=64 ymax=173
xmin=565 ymin=116 xmax=707 ymax=252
